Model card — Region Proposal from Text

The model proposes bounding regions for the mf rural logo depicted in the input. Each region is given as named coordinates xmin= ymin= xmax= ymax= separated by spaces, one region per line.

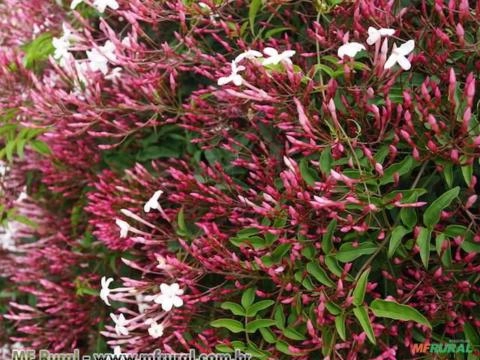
xmin=411 ymin=341 xmax=479 ymax=355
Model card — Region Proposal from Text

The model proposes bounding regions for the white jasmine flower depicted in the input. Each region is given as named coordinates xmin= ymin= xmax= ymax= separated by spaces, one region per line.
xmin=384 ymin=40 xmax=415 ymax=70
xmin=115 ymin=218 xmax=130 ymax=238
xmin=146 ymin=320 xmax=164 ymax=339
xmin=136 ymin=294 xmax=149 ymax=313
xmin=366 ymin=27 xmax=395 ymax=45
xmin=144 ymin=190 xmax=164 ymax=213
xmin=152 ymin=283 xmax=184 ymax=312
xmin=0 ymin=225 xmax=17 ymax=251
xmin=52 ymin=23 xmax=78 ymax=66
xmin=262 ymin=47 xmax=295 ymax=66
xmin=155 ymin=254 xmax=171 ymax=270
xmin=234 ymin=49 xmax=262 ymax=64
xmin=52 ymin=37 xmax=70 ymax=62
xmin=110 ymin=313 xmax=129 ymax=336
xmin=217 ymin=61 xmax=245 ymax=86
xmin=337 ymin=42 xmax=366 ymax=59
xmin=86 ymin=40 xmax=117 ymax=75
xmin=100 ymin=276 xmax=114 ymax=306
xmin=70 ymin=0 xmax=83 ymax=9
xmin=93 ymin=0 xmax=119 ymax=13
xmin=105 ymin=67 xmax=122 ymax=82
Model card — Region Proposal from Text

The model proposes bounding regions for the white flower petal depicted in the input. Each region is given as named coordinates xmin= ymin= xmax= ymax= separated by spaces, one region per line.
xmin=397 ymin=39 xmax=415 ymax=56
xmin=337 ymin=42 xmax=366 ymax=59
xmin=379 ymin=28 xmax=395 ymax=36
xmin=282 ymin=50 xmax=296 ymax=58
xmin=161 ymin=298 xmax=174 ymax=312
xmin=384 ymin=53 xmax=398 ymax=69
xmin=232 ymin=74 xmax=243 ymax=86
xmin=396 ymin=55 xmax=411 ymax=70
xmin=160 ymin=283 xmax=171 ymax=296
xmin=172 ymin=296 xmax=183 ymax=308
xmin=217 ymin=76 xmax=231 ymax=86
xmin=263 ymin=47 xmax=278 ymax=57
xmin=366 ymin=27 xmax=380 ymax=45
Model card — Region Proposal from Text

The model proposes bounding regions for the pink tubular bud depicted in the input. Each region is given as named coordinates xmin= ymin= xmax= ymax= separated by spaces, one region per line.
xmin=456 ymin=23 xmax=465 ymax=45
xmin=466 ymin=195 xmax=477 ymax=209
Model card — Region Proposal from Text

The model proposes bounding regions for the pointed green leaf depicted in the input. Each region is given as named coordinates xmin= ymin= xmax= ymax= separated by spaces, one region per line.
xmin=423 ymin=187 xmax=459 ymax=228
xmin=334 ymin=314 xmax=346 ymax=341
xmin=245 ymin=300 xmax=275 ymax=317
xmin=259 ymin=327 xmax=277 ymax=344
xmin=319 ymin=146 xmax=333 ymax=175
xmin=221 ymin=302 xmax=245 ymax=316
xmin=417 ymin=227 xmax=431 ymax=269
xmin=283 ymin=327 xmax=306 ymax=341
xmin=322 ymin=219 xmax=336 ymax=254
xmin=210 ymin=319 xmax=244 ymax=333
xmin=336 ymin=242 xmax=377 ymax=263
xmin=370 ymin=299 xmax=431 ymax=328
xmin=241 ymin=287 xmax=256 ymax=309
xmin=306 ymin=262 xmax=334 ymax=287
xmin=388 ymin=226 xmax=410 ymax=258
xmin=274 ymin=305 xmax=285 ymax=329
xmin=246 ymin=319 xmax=276 ymax=333
xmin=352 ymin=268 xmax=370 ymax=306
xmin=353 ymin=306 xmax=376 ymax=344
xmin=326 ymin=301 xmax=342 ymax=316
xmin=248 ymin=0 xmax=262 ymax=35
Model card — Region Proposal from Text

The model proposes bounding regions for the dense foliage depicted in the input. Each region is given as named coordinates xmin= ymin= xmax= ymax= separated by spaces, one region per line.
xmin=0 ymin=0 xmax=479 ymax=359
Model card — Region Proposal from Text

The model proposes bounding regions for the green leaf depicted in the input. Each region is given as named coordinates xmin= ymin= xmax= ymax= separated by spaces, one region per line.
xmin=299 ymin=158 xmax=316 ymax=185
xmin=306 ymin=262 xmax=335 ymax=287
xmin=274 ymin=305 xmax=286 ymax=329
xmin=248 ymin=0 xmax=262 ymax=35
xmin=443 ymin=162 xmax=454 ymax=187
xmin=322 ymin=219 xmax=336 ymax=254
xmin=352 ymin=306 xmax=376 ymax=344
xmin=464 ymin=322 xmax=480 ymax=347
xmin=461 ymin=164 xmax=473 ymax=186
xmin=380 ymin=156 xmax=415 ymax=185
xmin=268 ymin=243 xmax=291 ymax=263
xmin=336 ymin=242 xmax=377 ymax=263
xmin=211 ymin=319 xmax=244 ymax=333
xmin=283 ymin=327 xmax=306 ymax=341
xmin=176 ymin=207 xmax=188 ymax=237
xmin=423 ymin=187 xmax=460 ymax=228
xmin=319 ymin=147 xmax=333 ymax=175
xmin=30 ymin=140 xmax=51 ymax=156
xmin=215 ymin=344 xmax=234 ymax=353
xmin=334 ymin=314 xmax=346 ymax=341
xmin=21 ymin=32 xmax=54 ymax=69
xmin=326 ymin=301 xmax=342 ymax=316
xmin=435 ymin=234 xmax=452 ymax=267
xmin=276 ymin=341 xmax=294 ymax=355
xmin=352 ymin=268 xmax=370 ymax=306
xmin=417 ymin=227 xmax=431 ymax=269
xmin=370 ymin=299 xmax=431 ymax=328
xmin=241 ymin=287 xmax=256 ymax=309
xmin=246 ymin=319 xmax=276 ymax=333
xmin=388 ymin=225 xmax=410 ymax=258
xmin=230 ymin=235 xmax=267 ymax=249
xmin=400 ymin=208 xmax=417 ymax=229
xmin=246 ymin=300 xmax=275 ymax=317
xmin=259 ymin=327 xmax=277 ymax=343
xmin=461 ymin=240 xmax=480 ymax=253
xmin=264 ymin=27 xmax=289 ymax=39
xmin=221 ymin=302 xmax=246 ymax=316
